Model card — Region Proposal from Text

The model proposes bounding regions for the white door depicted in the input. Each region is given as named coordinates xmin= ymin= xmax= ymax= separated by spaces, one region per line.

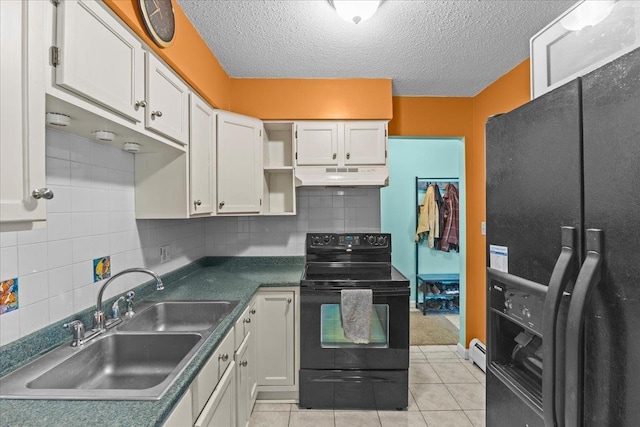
xmin=295 ymin=122 xmax=339 ymax=166
xmin=0 ymin=0 xmax=47 ymax=229
xmin=145 ymin=53 xmax=190 ymax=144
xmin=55 ymin=0 xmax=144 ymax=122
xmin=189 ymin=94 xmax=216 ymax=216
xmin=256 ymin=292 xmax=295 ymax=386
xmin=344 ymin=121 xmax=387 ymax=165
xmin=217 ymin=112 xmax=262 ymax=214
xmin=235 ymin=335 xmax=250 ymax=427
xmin=194 ymin=362 xmax=236 ymax=427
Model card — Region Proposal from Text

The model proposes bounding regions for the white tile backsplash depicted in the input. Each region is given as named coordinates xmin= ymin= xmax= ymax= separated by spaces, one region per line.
xmin=0 ymin=129 xmax=206 ymax=346
xmin=205 ymin=187 xmax=381 ymax=256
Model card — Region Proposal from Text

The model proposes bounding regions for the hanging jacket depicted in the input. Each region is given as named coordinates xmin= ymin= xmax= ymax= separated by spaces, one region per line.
xmin=440 ymin=184 xmax=459 ymax=252
xmin=433 ymin=184 xmax=444 ymax=250
xmin=415 ymin=184 xmax=439 ymax=248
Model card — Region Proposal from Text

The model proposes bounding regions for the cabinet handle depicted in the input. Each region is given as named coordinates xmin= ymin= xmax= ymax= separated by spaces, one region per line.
xmin=151 ymin=111 xmax=163 ymax=118
xmin=332 ymin=153 xmax=337 ymax=159
xmin=218 ymin=353 xmax=229 ymax=362
xmin=240 ymin=360 xmax=248 ymax=367
xmin=219 ymin=201 xmax=225 ymax=209
xmin=32 ymin=188 xmax=54 ymax=200
xmin=346 ymin=153 xmax=351 ymax=160
xmin=287 ymin=298 xmax=292 ymax=304
xmin=244 ymin=317 xmax=251 ymax=324
xmin=135 ymin=100 xmax=147 ymax=108
xmin=194 ymin=200 xmax=202 ymax=209
xmin=250 ymin=309 xmax=256 ymax=314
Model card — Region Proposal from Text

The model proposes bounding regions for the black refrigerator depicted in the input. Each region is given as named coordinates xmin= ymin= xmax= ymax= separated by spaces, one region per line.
xmin=485 ymin=47 xmax=640 ymax=427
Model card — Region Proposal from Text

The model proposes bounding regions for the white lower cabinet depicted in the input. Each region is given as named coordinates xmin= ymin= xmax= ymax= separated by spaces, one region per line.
xmin=256 ymin=290 xmax=296 ymax=387
xmin=234 ymin=298 xmax=257 ymax=427
xmin=194 ymin=361 xmax=236 ymax=427
xmin=163 ymin=387 xmax=193 ymax=427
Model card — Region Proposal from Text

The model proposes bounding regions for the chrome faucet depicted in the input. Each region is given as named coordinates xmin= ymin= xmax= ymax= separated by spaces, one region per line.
xmin=93 ymin=268 xmax=164 ymax=332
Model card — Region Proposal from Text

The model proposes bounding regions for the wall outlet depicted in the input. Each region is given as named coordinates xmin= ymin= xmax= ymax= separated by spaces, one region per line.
xmin=160 ymin=245 xmax=171 ymax=263
xmin=481 ymin=222 xmax=486 ymax=236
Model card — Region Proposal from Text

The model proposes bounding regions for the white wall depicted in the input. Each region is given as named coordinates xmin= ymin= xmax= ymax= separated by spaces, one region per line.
xmin=0 ymin=129 xmax=206 ymax=346
xmin=205 ymin=188 xmax=381 ymax=256
xmin=0 ymin=129 xmax=382 ymax=346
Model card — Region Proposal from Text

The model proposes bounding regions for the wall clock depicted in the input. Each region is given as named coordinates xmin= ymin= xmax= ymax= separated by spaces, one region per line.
xmin=138 ymin=0 xmax=175 ymax=48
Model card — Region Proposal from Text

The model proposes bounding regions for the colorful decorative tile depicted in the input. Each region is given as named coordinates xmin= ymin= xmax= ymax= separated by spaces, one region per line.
xmin=93 ymin=256 xmax=111 ymax=282
xmin=0 ymin=278 xmax=19 ymax=315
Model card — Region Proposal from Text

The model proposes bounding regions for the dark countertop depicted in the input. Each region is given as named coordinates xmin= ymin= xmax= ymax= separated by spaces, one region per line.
xmin=0 ymin=257 xmax=304 ymax=427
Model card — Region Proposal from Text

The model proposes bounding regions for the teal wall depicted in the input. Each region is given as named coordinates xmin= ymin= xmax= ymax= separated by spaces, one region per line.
xmin=380 ymin=137 xmax=466 ymax=345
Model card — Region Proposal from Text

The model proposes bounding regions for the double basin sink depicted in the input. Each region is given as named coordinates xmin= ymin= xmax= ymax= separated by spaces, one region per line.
xmin=0 ymin=300 xmax=239 ymax=400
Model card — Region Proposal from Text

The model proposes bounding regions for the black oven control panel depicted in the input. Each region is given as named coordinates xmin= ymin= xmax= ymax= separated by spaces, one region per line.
xmin=490 ymin=281 xmax=544 ymax=335
xmin=307 ymin=233 xmax=390 ymax=248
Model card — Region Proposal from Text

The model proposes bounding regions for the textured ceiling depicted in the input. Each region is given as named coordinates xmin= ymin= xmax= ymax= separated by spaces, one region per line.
xmin=177 ymin=0 xmax=575 ymax=96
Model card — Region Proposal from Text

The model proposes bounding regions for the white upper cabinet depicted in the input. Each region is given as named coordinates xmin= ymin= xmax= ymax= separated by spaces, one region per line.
xmin=55 ymin=0 xmax=144 ymax=123
xmin=0 ymin=0 xmax=47 ymax=231
xmin=295 ymin=122 xmax=339 ymax=166
xmin=145 ymin=53 xmax=190 ymax=145
xmin=217 ymin=112 xmax=263 ymax=214
xmin=344 ymin=121 xmax=387 ymax=165
xmin=295 ymin=121 xmax=387 ymax=167
xmin=189 ymin=94 xmax=216 ymax=216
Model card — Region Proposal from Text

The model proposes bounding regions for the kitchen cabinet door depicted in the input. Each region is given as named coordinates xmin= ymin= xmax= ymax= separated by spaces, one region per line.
xmin=256 ymin=291 xmax=295 ymax=386
xmin=55 ymin=0 xmax=144 ymax=123
xmin=163 ymin=387 xmax=193 ymax=427
xmin=189 ymin=94 xmax=216 ymax=216
xmin=295 ymin=122 xmax=339 ymax=166
xmin=217 ymin=112 xmax=263 ymax=214
xmin=235 ymin=333 xmax=251 ymax=427
xmin=0 ymin=0 xmax=47 ymax=231
xmin=145 ymin=53 xmax=190 ymax=145
xmin=194 ymin=361 xmax=236 ymax=427
xmin=344 ymin=121 xmax=387 ymax=165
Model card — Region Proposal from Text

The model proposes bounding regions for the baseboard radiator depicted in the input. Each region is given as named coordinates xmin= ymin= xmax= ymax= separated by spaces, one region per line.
xmin=469 ymin=338 xmax=486 ymax=372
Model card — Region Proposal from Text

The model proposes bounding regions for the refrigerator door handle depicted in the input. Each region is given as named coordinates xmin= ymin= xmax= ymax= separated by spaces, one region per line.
xmin=543 ymin=226 xmax=577 ymax=427
xmin=565 ymin=229 xmax=603 ymax=427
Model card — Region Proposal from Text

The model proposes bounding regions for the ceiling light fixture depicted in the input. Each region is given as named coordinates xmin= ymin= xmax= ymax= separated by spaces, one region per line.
xmin=332 ymin=0 xmax=380 ymax=24
xmin=560 ymin=0 xmax=616 ymax=31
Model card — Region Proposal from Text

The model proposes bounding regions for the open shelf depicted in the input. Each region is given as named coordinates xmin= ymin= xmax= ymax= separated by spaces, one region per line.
xmin=263 ymin=122 xmax=296 ymax=215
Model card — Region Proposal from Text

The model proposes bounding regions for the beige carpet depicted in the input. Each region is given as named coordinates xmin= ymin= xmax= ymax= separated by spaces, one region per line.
xmin=410 ymin=310 xmax=459 ymax=345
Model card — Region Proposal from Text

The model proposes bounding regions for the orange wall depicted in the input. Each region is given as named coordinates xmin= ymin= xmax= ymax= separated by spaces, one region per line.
xmin=230 ymin=78 xmax=393 ymax=120
xmin=465 ymin=59 xmax=531 ymax=345
xmin=389 ymin=61 xmax=531 ymax=346
xmin=103 ymin=0 xmax=231 ymax=110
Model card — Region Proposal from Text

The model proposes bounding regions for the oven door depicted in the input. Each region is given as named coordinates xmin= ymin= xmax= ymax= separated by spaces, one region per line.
xmin=300 ymin=285 xmax=409 ymax=370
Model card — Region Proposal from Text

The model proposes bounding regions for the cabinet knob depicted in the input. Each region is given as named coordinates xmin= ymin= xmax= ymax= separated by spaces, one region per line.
xmin=32 ymin=188 xmax=54 ymax=200
xmin=332 ymin=153 xmax=337 ymax=160
xmin=151 ymin=111 xmax=163 ymax=118
xmin=250 ymin=309 xmax=256 ymax=314
xmin=287 ymin=298 xmax=292 ymax=304
xmin=244 ymin=317 xmax=251 ymax=324
xmin=218 ymin=353 xmax=229 ymax=362
xmin=194 ymin=200 xmax=202 ymax=209
xmin=240 ymin=360 xmax=248 ymax=367
xmin=346 ymin=152 xmax=351 ymax=160
xmin=219 ymin=201 xmax=225 ymax=209
xmin=135 ymin=100 xmax=147 ymax=108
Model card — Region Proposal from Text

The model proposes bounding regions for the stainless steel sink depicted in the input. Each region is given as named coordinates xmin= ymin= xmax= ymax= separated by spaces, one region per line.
xmin=0 ymin=299 xmax=240 ymax=400
xmin=118 ymin=300 xmax=239 ymax=332
xmin=28 ymin=333 xmax=201 ymax=391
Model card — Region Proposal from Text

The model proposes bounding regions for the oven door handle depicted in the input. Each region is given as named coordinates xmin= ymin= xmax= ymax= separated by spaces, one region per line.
xmin=309 ymin=375 xmax=392 ymax=384
xmin=543 ymin=226 xmax=576 ymax=427
xmin=301 ymin=287 xmax=410 ymax=296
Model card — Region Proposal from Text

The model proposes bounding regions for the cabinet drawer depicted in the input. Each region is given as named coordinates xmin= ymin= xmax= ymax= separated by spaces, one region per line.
xmin=192 ymin=328 xmax=234 ymax=419
xmin=234 ymin=299 xmax=256 ymax=349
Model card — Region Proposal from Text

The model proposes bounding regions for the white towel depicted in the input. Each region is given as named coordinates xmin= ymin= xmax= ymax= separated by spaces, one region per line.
xmin=340 ymin=289 xmax=372 ymax=344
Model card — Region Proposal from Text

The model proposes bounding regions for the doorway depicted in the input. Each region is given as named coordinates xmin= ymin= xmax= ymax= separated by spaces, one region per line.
xmin=380 ymin=137 xmax=466 ymax=348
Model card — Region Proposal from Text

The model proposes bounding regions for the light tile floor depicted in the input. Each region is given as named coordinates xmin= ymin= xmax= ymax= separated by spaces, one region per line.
xmin=249 ymin=345 xmax=486 ymax=427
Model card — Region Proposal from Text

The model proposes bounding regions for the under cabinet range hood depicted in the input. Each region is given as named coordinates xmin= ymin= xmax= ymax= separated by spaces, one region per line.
xmin=294 ymin=165 xmax=389 ymax=187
